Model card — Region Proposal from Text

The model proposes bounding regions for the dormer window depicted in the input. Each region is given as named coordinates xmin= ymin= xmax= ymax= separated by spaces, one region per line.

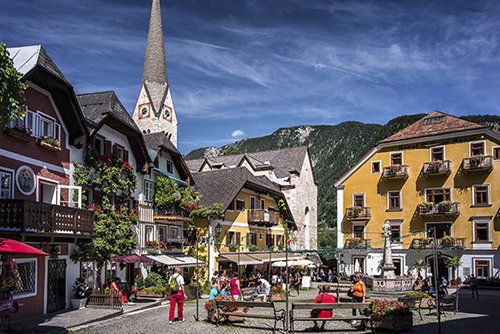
xmin=166 ymin=160 xmax=173 ymax=174
xmin=423 ymin=116 xmax=444 ymax=125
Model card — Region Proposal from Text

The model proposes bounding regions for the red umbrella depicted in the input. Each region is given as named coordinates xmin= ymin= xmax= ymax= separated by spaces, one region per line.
xmin=0 ymin=238 xmax=49 ymax=256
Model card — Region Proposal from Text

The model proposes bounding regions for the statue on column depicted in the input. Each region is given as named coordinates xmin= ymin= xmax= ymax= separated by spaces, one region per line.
xmin=381 ymin=221 xmax=396 ymax=279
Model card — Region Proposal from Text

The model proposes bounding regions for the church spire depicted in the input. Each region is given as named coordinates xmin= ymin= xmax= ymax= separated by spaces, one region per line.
xmin=143 ymin=0 xmax=167 ymax=84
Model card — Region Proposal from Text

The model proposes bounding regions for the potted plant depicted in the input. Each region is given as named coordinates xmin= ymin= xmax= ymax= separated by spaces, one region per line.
xmin=417 ymin=202 xmax=435 ymax=214
xmin=469 ymin=154 xmax=484 ymax=168
xmin=71 ymin=277 xmax=91 ymax=309
xmin=228 ymin=244 xmax=239 ymax=252
xmin=39 ymin=136 xmax=61 ymax=151
xmin=437 ymin=201 xmax=453 ymax=213
xmin=270 ymin=285 xmax=286 ymax=300
xmin=370 ymin=299 xmax=412 ymax=331
xmin=427 ymin=160 xmax=442 ymax=173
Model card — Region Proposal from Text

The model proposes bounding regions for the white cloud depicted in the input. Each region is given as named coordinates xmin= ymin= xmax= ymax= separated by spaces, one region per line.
xmin=231 ymin=129 xmax=245 ymax=138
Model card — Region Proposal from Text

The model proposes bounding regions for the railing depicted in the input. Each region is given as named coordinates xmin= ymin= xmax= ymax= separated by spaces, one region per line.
xmin=462 ymin=155 xmax=493 ymax=172
xmin=0 ymin=199 xmax=94 ymax=236
xmin=345 ymin=207 xmax=371 ymax=220
xmin=382 ymin=165 xmax=409 ymax=179
xmin=417 ymin=202 xmax=460 ymax=217
xmin=247 ymin=209 xmax=279 ymax=226
xmin=410 ymin=237 xmax=466 ymax=250
xmin=423 ymin=160 xmax=451 ymax=175
xmin=138 ymin=203 xmax=154 ymax=223
xmin=154 ymin=204 xmax=188 ymax=218
xmin=344 ymin=238 xmax=371 ymax=249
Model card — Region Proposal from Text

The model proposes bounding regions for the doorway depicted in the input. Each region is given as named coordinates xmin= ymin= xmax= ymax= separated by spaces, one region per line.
xmin=47 ymin=259 xmax=67 ymax=312
xmin=427 ymin=255 xmax=449 ymax=280
xmin=393 ymin=258 xmax=402 ymax=276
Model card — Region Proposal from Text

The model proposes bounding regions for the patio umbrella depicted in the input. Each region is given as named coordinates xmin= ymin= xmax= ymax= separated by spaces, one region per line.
xmin=0 ymin=238 xmax=48 ymax=256
xmin=112 ymin=254 xmax=155 ymax=264
xmin=354 ymin=258 xmax=360 ymax=273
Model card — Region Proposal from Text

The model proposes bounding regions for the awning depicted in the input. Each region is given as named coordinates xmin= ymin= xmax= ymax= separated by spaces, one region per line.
xmin=113 ymin=255 xmax=155 ymax=264
xmin=218 ymin=253 xmax=264 ymax=266
xmin=145 ymin=254 xmax=204 ymax=268
xmin=249 ymin=252 xmax=304 ymax=263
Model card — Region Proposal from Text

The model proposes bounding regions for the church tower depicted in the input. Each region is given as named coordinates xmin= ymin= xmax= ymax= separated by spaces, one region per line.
xmin=133 ymin=0 xmax=178 ymax=147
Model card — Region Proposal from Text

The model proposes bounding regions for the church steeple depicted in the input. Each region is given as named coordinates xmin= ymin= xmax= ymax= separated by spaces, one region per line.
xmin=133 ymin=0 xmax=178 ymax=147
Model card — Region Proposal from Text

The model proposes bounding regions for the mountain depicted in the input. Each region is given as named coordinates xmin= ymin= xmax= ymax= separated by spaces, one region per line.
xmin=185 ymin=114 xmax=500 ymax=247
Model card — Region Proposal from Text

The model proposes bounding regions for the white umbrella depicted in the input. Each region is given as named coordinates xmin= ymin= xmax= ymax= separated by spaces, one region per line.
xmin=354 ymin=259 xmax=360 ymax=273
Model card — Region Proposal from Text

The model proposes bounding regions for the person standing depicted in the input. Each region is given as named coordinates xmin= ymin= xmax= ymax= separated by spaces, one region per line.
xmin=350 ymin=274 xmax=366 ymax=326
xmin=229 ymin=272 xmax=242 ymax=300
xmin=470 ymin=274 xmax=479 ymax=299
xmin=169 ymin=267 xmax=187 ymax=324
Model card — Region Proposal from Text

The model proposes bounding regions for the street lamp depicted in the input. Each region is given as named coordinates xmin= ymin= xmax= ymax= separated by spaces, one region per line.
xmin=215 ymin=222 xmax=222 ymax=238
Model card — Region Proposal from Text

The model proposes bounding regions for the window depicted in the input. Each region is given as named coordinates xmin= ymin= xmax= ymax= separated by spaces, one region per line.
xmin=425 ymin=188 xmax=451 ymax=203
xmin=475 ymin=260 xmax=490 ymax=278
xmin=470 ymin=142 xmax=485 ymax=156
xmin=250 ymin=197 xmax=257 ymax=210
xmin=473 ymin=185 xmax=490 ymax=206
xmin=390 ymin=152 xmax=403 ymax=166
xmin=276 ymin=235 xmax=284 ymax=247
xmin=94 ymin=136 xmax=105 ymax=156
xmin=113 ymin=145 xmax=124 ymax=161
xmin=426 ymin=223 xmax=451 ymax=239
xmin=371 ymin=161 xmax=381 ymax=174
xmin=0 ymin=169 xmax=13 ymax=199
xmin=353 ymin=194 xmax=365 ymax=207
xmin=166 ymin=161 xmax=173 ymax=174
xmin=431 ymin=147 xmax=444 ymax=161
xmin=227 ymin=231 xmax=238 ymax=244
xmin=38 ymin=115 xmax=55 ymax=138
xmin=260 ymin=199 xmax=266 ymax=210
xmin=12 ymin=259 xmax=37 ymax=297
xmin=248 ymin=232 xmax=257 ymax=246
xmin=235 ymin=199 xmax=245 ymax=211
xmin=388 ymin=191 xmax=401 ymax=210
xmin=390 ymin=223 xmax=401 ymax=243
xmin=158 ymin=226 xmax=167 ymax=242
xmin=353 ymin=225 xmax=365 ymax=239
xmin=170 ymin=226 xmax=179 ymax=239
xmin=227 ymin=201 xmax=235 ymax=210
xmin=145 ymin=225 xmax=154 ymax=242
xmin=144 ymin=180 xmax=154 ymax=203
xmin=423 ymin=116 xmax=444 ymax=125
xmin=474 ymin=222 xmax=489 ymax=242
xmin=493 ymin=147 xmax=500 ymax=160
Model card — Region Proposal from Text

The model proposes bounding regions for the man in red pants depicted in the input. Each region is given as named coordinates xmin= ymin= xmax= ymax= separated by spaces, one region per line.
xmin=169 ymin=267 xmax=187 ymax=324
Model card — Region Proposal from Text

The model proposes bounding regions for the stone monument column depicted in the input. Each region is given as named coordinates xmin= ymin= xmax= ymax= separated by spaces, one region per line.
xmin=381 ymin=221 xmax=396 ymax=279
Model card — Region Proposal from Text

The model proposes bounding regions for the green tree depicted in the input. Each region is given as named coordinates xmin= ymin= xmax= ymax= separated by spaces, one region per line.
xmin=445 ymin=256 xmax=461 ymax=280
xmin=0 ymin=43 xmax=27 ymax=127
xmin=412 ymin=258 xmax=427 ymax=277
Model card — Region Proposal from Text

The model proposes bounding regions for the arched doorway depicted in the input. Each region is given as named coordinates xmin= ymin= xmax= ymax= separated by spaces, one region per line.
xmin=304 ymin=207 xmax=310 ymax=249
xmin=425 ymin=253 xmax=451 ymax=280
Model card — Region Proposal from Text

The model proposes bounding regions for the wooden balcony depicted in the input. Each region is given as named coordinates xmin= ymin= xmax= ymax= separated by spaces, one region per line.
xmin=153 ymin=204 xmax=190 ymax=222
xmin=410 ymin=237 xmax=466 ymax=250
xmin=422 ymin=160 xmax=451 ymax=176
xmin=247 ymin=209 xmax=279 ymax=226
xmin=345 ymin=207 xmax=371 ymax=220
xmin=462 ymin=155 xmax=493 ymax=173
xmin=382 ymin=165 xmax=409 ymax=180
xmin=344 ymin=238 xmax=371 ymax=249
xmin=0 ymin=199 xmax=94 ymax=237
xmin=417 ymin=202 xmax=460 ymax=217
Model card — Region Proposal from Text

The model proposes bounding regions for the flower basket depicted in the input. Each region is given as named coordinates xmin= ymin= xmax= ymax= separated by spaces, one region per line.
xmin=4 ymin=127 xmax=34 ymax=142
xmin=370 ymin=313 xmax=413 ymax=331
xmin=39 ymin=137 xmax=61 ymax=151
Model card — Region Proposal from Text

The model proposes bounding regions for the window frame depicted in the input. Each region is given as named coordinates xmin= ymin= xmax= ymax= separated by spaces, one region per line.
xmin=352 ymin=223 xmax=365 ymax=239
xmin=260 ymin=199 xmax=266 ymax=210
xmin=144 ymin=180 xmax=154 ymax=203
xmin=371 ymin=160 xmax=381 ymax=174
xmin=12 ymin=258 xmax=37 ymax=299
xmin=472 ymin=184 xmax=491 ymax=206
xmin=352 ymin=193 xmax=366 ymax=208
xmin=390 ymin=152 xmax=403 ymax=166
xmin=473 ymin=258 xmax=491 ymax=278
xmin=424 ymin=187 xmax=452 ymax=203
xmin=250 ymin=196 xmax=257 ymax=210
xmin=158 ymin=226 xmax=167 ymax=242
xmin=430 ymin=146 xmax=445 ymax=162
xmin=0 ymin=167 xmax=14 ymax=199
xmin=166 ymin=160 xmax=174 ymax=174
xmin=235 ymin=199 xmax=245 ymax=211
xmin=387 ymin=190 xmax=402 ymax=210
xmin=170 ymin=226 xmax=179 ymax=239
xmin=472 ymin=218 xmax=491 ymax=243
xmin=94 ymin=135 xmax=105 ymax=156
xmin=388 ymin=220 xmax=403 ymax=244
xmin=469 ymin=141 xmax=486 ymax=157
xmin=144 ymin=224 xmax=155 ymax=243
xmin=492 ymin=146 xmax=500 ymax=160
xmin=36 ymin=111 xmax=60 ymax=144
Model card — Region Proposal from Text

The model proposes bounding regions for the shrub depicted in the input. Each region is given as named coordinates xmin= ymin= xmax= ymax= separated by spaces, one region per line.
xmin=372 ymin=299 xmax=410 ymax=318
xmin=144 ymin=272 xmax=167 ymax=288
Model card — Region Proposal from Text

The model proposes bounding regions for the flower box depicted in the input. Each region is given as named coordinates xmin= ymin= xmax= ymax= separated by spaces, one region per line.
xmin=39 ymin=138 xmax=62 ymax=151
xmin=370 ymin=313 xmax=413 ymax=331
xmin=4 ymin=127 xmax=34 ymax=142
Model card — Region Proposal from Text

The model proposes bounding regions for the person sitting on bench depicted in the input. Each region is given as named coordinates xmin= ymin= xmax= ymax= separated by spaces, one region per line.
xmin=312 ymin=285 xmax=337 ymax=331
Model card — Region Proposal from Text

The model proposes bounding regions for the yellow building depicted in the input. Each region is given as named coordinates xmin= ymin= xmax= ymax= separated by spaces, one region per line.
xmin=335 ymin=112 xmax=500 ymax=280
xmin=192 ymin=167 xmax=297 ymax=278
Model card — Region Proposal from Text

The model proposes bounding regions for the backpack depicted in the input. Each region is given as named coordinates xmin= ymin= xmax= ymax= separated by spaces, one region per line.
xmin=169 ymin=274 xmax=179 ymax=291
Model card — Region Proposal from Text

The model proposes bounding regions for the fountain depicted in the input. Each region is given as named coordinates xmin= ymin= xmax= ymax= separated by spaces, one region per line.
xmin=366 ymin=221 xmax=413 ymax=293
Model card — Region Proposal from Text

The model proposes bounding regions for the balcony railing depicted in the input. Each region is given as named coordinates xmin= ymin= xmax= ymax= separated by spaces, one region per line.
xmin=0 ymin=199 xmax=94 ymax=236
xmin=382 ymin=165 xmax=409 ymax=179
xmin=247 ymin=209 xmax=279 ymax=226
xmin=417 ymin=202 xmax=460 ymax=217
xmin=153 ymin=204 xmax=189 ymax=218
xmin=410 ymin=237 xmax=466 ymax=250
xmin=423 ymin=160 xmax=451 ymax=175
xmin=345 ymin=207 xmax=371 ymax=220
xmin=344 ymin=238 xmax=371 ymax=249
xmin=463 ymin=155 xmax=493 ymax=172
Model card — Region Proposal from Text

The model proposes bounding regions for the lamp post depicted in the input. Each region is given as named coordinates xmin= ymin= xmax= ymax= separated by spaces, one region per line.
xmin=214 ymin=222 xmax=222 ymax=274
xmin=284 ymin=221 xmax=290 ymax=333
xmin=432 ymin=227 xmax=442 ymax=334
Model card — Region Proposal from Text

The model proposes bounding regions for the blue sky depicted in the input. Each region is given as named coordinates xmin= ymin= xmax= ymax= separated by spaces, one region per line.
xmin=1 ymin=0 xmax=499 ymax=153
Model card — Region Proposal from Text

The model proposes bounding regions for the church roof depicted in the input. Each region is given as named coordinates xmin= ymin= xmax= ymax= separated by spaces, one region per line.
xmin=380 ymin=111 xmax=487 ymax=143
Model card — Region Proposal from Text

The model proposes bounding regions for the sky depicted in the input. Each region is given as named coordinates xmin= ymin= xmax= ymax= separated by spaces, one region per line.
xmin=1 ymin=0 xmax=500 ymax=153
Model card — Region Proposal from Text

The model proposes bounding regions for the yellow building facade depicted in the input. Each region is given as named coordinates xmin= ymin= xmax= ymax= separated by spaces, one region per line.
xmin=335 ymin=112 xmax=500 ymax=280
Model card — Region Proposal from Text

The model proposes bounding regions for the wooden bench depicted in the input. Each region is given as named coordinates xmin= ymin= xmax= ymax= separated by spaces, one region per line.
xmin=87 ymin=294 xmax=121 ymax=307
xmin=290 ymin=302 xmax=372 ymax=333
xmin=215 ymin=300 xmax=285 ymax=333
xmin=318 ymin=283 xmax=353 ymax=302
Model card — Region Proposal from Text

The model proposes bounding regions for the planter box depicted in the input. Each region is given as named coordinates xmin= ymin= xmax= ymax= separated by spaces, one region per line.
xmin=136 ymin=290 xmax=165 ymax=298
xmin=39 ymin=140 xmax=61 ymax=151
xmin=370 ymin=313 xmax=413 ymax=331
xmin=4 ymin=128 xmax=34 ymax=142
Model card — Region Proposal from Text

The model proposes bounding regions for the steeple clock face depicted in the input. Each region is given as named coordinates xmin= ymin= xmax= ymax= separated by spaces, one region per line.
xmin=138 ymin=105 xmax=150 ymax=119
xmin=162 ymin=106 xmax=171 ymax=120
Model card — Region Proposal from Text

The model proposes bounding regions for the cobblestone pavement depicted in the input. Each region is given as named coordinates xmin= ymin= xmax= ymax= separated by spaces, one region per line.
xmin=72 ymin=288 xmax=500 ymax=334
